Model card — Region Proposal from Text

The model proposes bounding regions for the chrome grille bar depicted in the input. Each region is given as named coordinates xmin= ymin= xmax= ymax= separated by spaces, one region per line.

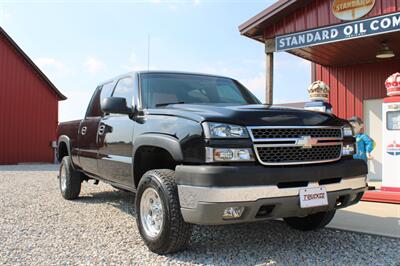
xmin=248 ymin=126 xmax=344 ymax=166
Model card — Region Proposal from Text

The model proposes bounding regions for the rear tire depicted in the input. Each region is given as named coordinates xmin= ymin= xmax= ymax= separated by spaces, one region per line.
xmin=283 ymin=210 xmax=336 ymax=231
xmin=59 ymin=156 xmax=82 ymax=200
xmin=135 ymin=169 xmax=193 ymax=254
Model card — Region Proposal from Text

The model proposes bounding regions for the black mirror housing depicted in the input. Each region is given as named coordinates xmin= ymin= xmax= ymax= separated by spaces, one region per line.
xmin=101 ymin=97 xmax=133 ymax=115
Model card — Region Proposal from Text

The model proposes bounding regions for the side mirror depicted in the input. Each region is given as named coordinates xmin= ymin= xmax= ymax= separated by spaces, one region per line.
xmin=101 ymin=97 xmax=133 ymax=115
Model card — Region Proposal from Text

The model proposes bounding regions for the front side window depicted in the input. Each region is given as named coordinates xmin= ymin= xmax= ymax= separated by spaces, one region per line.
xmin=140 ymin=73 xmax=260 ymax=108
xmin=113 ymin=77 xmax=134 ymax=107
xmin=100 ymin=82 xmax=115 ymax=103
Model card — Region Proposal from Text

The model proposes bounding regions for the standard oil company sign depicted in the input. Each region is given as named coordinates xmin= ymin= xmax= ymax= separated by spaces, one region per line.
xmin=276 ymin=12 xmax=400 ymax=52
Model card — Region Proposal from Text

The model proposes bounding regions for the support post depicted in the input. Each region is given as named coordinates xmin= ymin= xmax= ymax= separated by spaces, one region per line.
xmin=265 ymin=52 xmax=274 ymax=105
xmin=265 ymin=39 xmax=275 ymax=105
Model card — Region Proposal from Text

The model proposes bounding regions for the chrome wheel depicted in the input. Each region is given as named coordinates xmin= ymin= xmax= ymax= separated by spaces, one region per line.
xmin=140 ymin=187 xmax=164 ymax=238
xmin=60 ymin=163 xmax=67 ymax=192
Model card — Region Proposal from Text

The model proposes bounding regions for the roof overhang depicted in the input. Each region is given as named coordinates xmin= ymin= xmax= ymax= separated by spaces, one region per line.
xmin=239 ymin=0 xmax=310 ymax=42
xmin=239 ymin=1 xmax=400 ymax=67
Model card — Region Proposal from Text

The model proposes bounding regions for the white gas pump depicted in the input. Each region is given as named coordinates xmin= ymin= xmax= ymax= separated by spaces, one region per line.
xmin=382 ymin=73 xmax=400 ymax=192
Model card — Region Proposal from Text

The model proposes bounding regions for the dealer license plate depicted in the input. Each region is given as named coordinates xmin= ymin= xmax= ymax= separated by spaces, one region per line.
xmin=299 ymin=187 xmax=328 ymax=208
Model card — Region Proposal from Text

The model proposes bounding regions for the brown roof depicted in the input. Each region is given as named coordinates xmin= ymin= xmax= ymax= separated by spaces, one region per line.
xmin=0 ymin=27 xmax=66 ymax=100
xmin=238 ymin=0 xmax=310 ymax=42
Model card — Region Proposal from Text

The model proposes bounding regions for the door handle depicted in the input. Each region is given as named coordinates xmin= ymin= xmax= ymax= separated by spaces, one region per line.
xmin=81 ymin=126 xmax=87 ymax=135
xmin=98 ymin=125 xmax=106 ymax=135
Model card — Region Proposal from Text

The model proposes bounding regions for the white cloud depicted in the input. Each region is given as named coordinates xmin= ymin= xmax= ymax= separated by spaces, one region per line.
xmin=34 ymin=57 xmax=71 ymax=79
xmin=129 ymin=52 xmax=137 ymax=63
xmin=123 ymin=52 xmax=146 ymax=71
xmin=84 ymin=56 xmax=106 ymax=74
xmin=59 ymin=90 xmax=93 ymax=122
xmin=240 ymin=73 xmax=265 ymax=102
xmin=0 ymin=7 xmax=10 ymax=23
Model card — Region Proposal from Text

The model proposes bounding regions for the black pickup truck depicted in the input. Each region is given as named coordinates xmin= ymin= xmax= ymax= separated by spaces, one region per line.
xmin=57 ymin=71 xmax=368 ymax=254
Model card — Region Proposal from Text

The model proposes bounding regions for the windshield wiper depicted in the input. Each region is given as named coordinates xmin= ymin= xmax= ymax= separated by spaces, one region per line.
xmin=155 ymin=101 xmax=186 ymax=107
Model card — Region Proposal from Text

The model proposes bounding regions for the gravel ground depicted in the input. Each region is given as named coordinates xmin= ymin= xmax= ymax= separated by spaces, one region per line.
xmin=0 ymin=165 xmax=399 ymax=266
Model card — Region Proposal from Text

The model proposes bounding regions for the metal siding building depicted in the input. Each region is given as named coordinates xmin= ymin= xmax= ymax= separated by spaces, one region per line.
xmin=0 ymin=27 xmax=66 ymax=164
xmin=240 ymin=0 xmax=400 ymax=119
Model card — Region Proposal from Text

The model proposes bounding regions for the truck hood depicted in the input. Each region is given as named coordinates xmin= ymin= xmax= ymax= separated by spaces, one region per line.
xmin=149 ymin=104 xmax=346 ymax=127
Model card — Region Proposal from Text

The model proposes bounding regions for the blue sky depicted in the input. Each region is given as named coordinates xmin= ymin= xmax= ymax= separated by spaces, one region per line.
xmin=0 ymin=0 xmax=310 ymax=121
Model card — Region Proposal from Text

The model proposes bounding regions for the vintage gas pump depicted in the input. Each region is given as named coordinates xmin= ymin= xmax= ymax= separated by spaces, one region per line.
xmin=363 ymin=73 xmax=400 ymax=204
xmin=382 ymin=73 xmax=400 ymax=192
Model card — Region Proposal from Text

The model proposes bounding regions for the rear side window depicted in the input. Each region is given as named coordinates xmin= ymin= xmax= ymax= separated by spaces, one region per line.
xmin=113 ymin=77 xmax=134 ymax=107
xmin=85 ymin=86 xmax=102 ymax=118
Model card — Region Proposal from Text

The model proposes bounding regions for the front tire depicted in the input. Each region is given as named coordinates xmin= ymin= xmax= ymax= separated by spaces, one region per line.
xmin=283 ymin=210 xmax=336 ymax=231
xmin=135 ymin=169 xmax=193 ymax=254
xmin=59 ymin=156 xmax=82 ymax=200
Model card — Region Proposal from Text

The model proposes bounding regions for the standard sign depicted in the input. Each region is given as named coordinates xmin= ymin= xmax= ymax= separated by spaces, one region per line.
xmin=299 ymin=187 xmax=328 ymax=208
xmin=332 ymin=0 xmax=375 ymax=21
xmin=276 ymin=11 xmax=400 ymax=51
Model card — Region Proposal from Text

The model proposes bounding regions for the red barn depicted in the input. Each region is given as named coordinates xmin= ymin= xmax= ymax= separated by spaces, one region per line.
xmin=240 ymin=0 xmax=400 ymax=181
xmin=0 ymin=27 xmax=66 ymax=165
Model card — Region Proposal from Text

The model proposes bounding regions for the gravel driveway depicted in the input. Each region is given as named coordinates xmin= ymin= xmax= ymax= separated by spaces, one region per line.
xmin=0 ymin=165 xmax=399 ymax=265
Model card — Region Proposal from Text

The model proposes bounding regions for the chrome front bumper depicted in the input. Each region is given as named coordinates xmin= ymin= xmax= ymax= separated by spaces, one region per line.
xmin=178 ymin=176 xmax=367 ymax=225
xmin=178 ymin=176 xmax=366 ymax=209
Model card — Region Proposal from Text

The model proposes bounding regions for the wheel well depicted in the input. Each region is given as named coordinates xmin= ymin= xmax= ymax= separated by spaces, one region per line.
xmin=134 ymin=146 xmax=177 ymax=187
xmin=57 ymin=142 xmax=69 ymax=161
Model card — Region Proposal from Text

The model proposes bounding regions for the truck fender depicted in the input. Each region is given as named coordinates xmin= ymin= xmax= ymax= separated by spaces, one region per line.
xmin=133 ymin=134 xmax=184 ymax=162
xmin=57 ymin=135 xmax=71 ymax=159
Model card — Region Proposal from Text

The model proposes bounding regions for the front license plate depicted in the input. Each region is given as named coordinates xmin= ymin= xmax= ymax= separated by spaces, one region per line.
xmin=299 ymin=187 xmax=328 ymax=208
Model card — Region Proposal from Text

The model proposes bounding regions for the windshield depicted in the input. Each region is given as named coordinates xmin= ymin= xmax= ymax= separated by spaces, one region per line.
xmin=140 ymin=73 xmax=260 ymax=108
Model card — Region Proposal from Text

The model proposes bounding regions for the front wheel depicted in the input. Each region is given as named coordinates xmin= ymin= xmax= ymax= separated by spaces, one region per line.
xmin=283 ymin=210 xmax=336 ymax=231
xmin=135 ymin=169 xmax=193 ymax=254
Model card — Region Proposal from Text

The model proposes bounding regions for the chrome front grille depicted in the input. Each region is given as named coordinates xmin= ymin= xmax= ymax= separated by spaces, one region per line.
xmin=250 ymin=127 xmax=342 ymax=140
xmin=255 ymin=144 xmax=342 ymax=165
xmin=248 ymin=126 xmax=343 ymax=165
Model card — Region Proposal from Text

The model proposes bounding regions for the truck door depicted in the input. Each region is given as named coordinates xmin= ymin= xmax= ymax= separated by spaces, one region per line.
xmin=97 ymin=76 xmax=136 ymax=187
xmin=78 ymin=83 xmax=114 ymax=175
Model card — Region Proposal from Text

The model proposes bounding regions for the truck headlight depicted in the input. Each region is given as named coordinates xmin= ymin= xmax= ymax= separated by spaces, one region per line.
xmin=342 ymin=125 xmax=354 ymax=137
xmin=203 ymin=122 xmax=249 ymax=138
xmin=342 ymin=144 xmax=355 ymax=156
xmin=205 ymin=147 xmax=254 ymax=162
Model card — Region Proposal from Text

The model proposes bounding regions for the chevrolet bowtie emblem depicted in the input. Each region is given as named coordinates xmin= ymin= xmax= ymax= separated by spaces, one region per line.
xmin=296 ymin=136 xmax=318 ymax=149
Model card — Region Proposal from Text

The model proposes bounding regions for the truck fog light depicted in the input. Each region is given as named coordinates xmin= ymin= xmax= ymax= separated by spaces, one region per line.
xmin=215 ymin=149 xmax=234 ymax=160
xmin=238 ymin=149 xmax=251 ymax=160
xmin=206 ymin=147 xmax=254 ymax=162
xmin=342 ymin=144 xmax=355 ymax=156
xmin=222 ymin=206 xmax=245 ymax=220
